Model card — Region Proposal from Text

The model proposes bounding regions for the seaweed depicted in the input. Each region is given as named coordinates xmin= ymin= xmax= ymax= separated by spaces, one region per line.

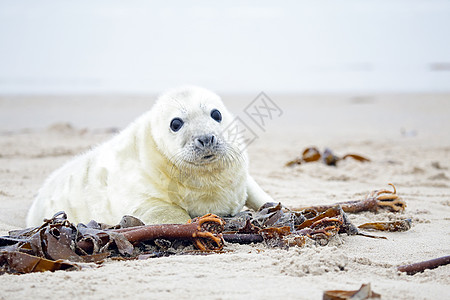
xmin=397 ymin=255 xmax=450 ymax=275
xmin=323 ymin=283 xmax=381 ymax=299
xmin=0 ymin=212 xmax=224 ymax=274
xmin=358 ymin=219 xmax=412 ymax=232
xmin=223 ymin=201 xmax=384 ymax=247
xmin=292 ymin=184 xmax=406 ymax=213
xmin=286 ymin=147 xmax=370 ymax=167
xmin=1 ymin=185 xmax=409 ymax=275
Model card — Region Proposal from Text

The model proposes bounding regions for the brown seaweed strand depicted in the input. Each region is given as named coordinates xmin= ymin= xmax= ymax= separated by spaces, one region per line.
xmin=292 ymin=184 xmax=405 ymax=213
xmin=397 ymin=255 xmax=450 ymax=275
xmin=77 ymin=214 xmax=225 ymax=253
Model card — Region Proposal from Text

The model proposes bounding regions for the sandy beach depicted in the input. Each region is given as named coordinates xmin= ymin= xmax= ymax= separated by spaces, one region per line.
xmin=0 ymin=94 xmax=449 ymax=299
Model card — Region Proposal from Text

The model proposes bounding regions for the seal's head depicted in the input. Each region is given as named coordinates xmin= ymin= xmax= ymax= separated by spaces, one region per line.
xmin=149 ymin=86 xmax=245 ymax=173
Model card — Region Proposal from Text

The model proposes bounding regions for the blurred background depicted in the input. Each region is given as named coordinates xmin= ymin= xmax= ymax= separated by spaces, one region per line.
xmin=1 ymin=0 xmax=449 ymax=95
xmin=0 ymin=0 xmax=449 ymax=133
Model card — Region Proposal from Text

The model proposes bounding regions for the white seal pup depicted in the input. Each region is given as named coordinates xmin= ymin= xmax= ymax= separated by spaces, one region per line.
xmin=26 ymin=86 xmax=274 ymax=226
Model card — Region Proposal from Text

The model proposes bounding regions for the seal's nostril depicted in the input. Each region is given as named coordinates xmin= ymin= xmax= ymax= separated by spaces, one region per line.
xmin=210 ymin=135 xmax=216 ymax=145
xmin=194 ymin=138 xmax=205 ymax=149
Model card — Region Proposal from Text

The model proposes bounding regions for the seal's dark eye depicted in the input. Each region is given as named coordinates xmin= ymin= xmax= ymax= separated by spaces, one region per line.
xmin=170 ymin=118 xmax=184 ymax=132
xmin=210 ymin=109 xmax=222 ymax=123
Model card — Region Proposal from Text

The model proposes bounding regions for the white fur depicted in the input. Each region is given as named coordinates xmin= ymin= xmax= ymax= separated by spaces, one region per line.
xmin=26 ymin=86 xmax=273 ymax=226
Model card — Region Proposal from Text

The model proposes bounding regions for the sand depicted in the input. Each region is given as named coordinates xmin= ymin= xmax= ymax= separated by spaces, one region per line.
xmin=0 ymin=94 xmax=449 ymax=299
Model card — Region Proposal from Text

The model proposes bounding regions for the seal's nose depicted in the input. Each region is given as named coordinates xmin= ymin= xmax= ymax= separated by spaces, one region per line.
xmin=194 ymin=134 xmax=217 ymax=149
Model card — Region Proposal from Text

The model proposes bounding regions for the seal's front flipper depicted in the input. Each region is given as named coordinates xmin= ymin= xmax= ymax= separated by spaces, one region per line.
xmin=245 ymin=175 xmax=274 ymax=211
xmin=132 ymin=198 xmax=191 ymax=225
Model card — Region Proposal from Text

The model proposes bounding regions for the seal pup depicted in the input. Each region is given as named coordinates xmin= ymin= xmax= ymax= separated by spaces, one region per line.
xmin=26 ymin=86 xmax=274 ymax=226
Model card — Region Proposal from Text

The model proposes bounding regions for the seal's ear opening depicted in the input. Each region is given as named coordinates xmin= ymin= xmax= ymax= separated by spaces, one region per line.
xmin=170 ymin=118 xmax=184 ymax=132
xmin=211 ymin=109 xmax=222 ymax=123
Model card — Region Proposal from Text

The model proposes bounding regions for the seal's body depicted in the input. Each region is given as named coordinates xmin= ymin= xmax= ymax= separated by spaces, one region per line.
xmin=26 ymin=86 xmax=273 ymax=226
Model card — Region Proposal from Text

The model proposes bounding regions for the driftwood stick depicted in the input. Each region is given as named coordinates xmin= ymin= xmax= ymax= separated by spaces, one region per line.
xmin=397 ymin=255 xmax=450 ymax=275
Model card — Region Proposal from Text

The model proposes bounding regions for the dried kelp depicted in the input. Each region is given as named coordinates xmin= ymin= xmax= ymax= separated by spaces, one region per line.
xmin=1 ymin=185 xmax=408 ymax=275
xmin=397 ymin=255 xmax=450 ymax=275
xmin=0 ymin=212 xmax=224 ymax=274
xmin=323 ymin=283 xmax=381 ymax=300
xmin=0 ymin=251 xmax=79 ymax=275
xmin=226 ymin=184 xmax=408 ymax=246
xmin=286 ymin=147 xmax=370 ymax=167
xmin=223 ymin=202 xmax=377 ymax=248
xmin=0 ymin=204 xmax=365 ymax=274
xmin=358 ymin=219 xmax=412 ymax=232
xmin=0 ymin=211 xmax=125 ymax=274
xmin=292 ymin=184 xmax=406 ymax=213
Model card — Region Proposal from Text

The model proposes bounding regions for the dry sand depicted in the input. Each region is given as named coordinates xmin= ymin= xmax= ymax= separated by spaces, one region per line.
xmin=0 ymin=94 xmax=449 ymax=299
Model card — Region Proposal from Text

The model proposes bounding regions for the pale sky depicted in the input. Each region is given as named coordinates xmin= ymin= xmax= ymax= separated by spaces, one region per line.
xmin=1 ymin=0 xmax=449 ymax=94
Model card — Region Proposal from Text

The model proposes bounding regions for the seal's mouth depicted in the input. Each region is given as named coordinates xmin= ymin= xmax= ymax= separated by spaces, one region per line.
xmin=175 ymin=139 xmax=234 ymax=168
xmin=195 ymin=153 xmax=218 ymax=164
xmin=183 ymin=152 xmax=219 ymax=167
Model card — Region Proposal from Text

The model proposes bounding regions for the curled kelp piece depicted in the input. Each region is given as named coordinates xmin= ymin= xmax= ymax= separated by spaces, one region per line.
xmin=223 ymin=210 xmax=253 ymax=232
xmin=296 ymin=206 xmax=362 ymax=245
xmin=342 ymin=154 xmax=371 ymax=162
xmin=366 ymin=184 xmax=406 ymax=212
xmin=303 ymin=147 xmax=322 ymax=162
xmin=285 ymin=147 xmax=321 ymax=166
xmin=358 ymin=219 xmax=412 ymax=232
xmin=0 ymin=251 xmax=79 ymax=275
xmin=286 ymin=146 xmax=370 ymax=167
xmin=260 ymin=226 xmax=292 ymax=248
xmin=293 ymin=184 xmax=406 ymax=213
xmin=296 ymin=206 xmax=344 ymax=230
xmin=323 ymin=283 xmax=381 ymax=300
xmin=183 ymin=213 xmax=224 ymax=251
xmin=253 ymin=202 xmax=306 ymax=229
xmin=323 ymin=148 xmax=340 ymax=166
xmin=285 ymin=158 xmax=303 ymax=167
xmin=397 ymin=255 xmax=450 ymax=275
xmin=237 ymin=220 xmax=260 ymax=234
xmin=75 ymin=223 xmax=134 ymax=256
